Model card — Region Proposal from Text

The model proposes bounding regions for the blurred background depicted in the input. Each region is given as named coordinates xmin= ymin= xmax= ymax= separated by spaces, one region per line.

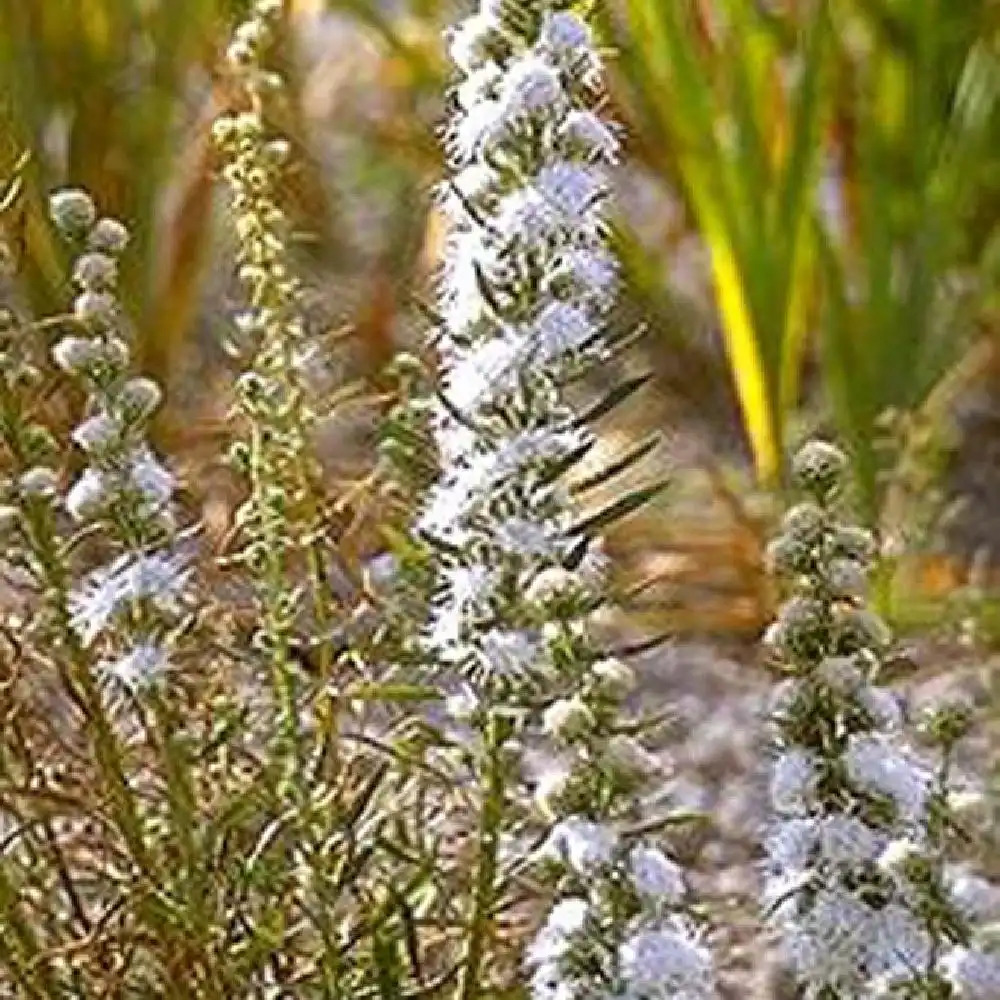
xmin=1 ymin=0 xmax=999 ymax=643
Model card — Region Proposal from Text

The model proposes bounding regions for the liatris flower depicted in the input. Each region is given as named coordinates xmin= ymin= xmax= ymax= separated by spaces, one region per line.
xmin=49 ymin=190 xmax=190 ymax=691
xmin=762 ymin=440 xmax=1000 ymax=998
xmin=418 ymin=2 xmax=710 ymax=996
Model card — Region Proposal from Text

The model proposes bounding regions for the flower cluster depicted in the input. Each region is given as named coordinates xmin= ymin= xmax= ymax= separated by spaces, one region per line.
xmin=526 ymin=658 xmax=714 ymax=1000
xmin=762 ymin=440 xmax=1000 ymax=997
xmin=213 ymin=0 xmax=338 ymax=734
xmin=49 ymin=189 xmax=190 ymax=690
xmin=417 ymin=2 xmax=714 ymax=996
xmin=424 ymin=0 xmax=623 ymax=696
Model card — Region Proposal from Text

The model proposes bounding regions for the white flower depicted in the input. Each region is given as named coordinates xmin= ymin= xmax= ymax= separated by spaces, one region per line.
xmin=129 ymin=449 xmax=175 ymax=512
xmin=816 ymin=654 xmax=863 ymax=695
xmin=858 ymin=685 xmax=904 ymax=730
xmin=539 ymin=10 xmax=592 ymax=53
xmin=606 ymin=735 xmax=663 ymax=782
xmin=784 ymin=888 xmax=873 ymax=994
xmin=764 ymin=817 xmax=818 ymax=877
xmin=844 ymin=734 xmax=932 ymax=822
xmin=72 ymin=251 xmax=117 ymax=291
xmin=528 ymin=962 xmax=575 ymax=1000
xmin=943 ymin=946 xmax=1000 ymax=999
xmin=449 ymin=98 xmax=508 ymax=164
xmin=619 ymin=919 xmax=714 ymax=997
xmin=49 ymin=188 xmax=96 ymax=235
xmin=69 ymin=550 xmax=191 ymax=646
xmin=524 ymin=567 xmax=577 ymax=603
xmin=500 ymin=56 xmax=563 ymax=116
xmin=442 ymin=336 xmax=521 ymax=411
xmin=629 ymin=845 xmax=686 ymax=901
xmin=478 ymin=627 xmax=540 ymax=676
xmin=818 ymin=815 xmax=883 ymax=867
xmin=558 ymin=110 xmax=621 ymax=162
xmin=591 ymin=657 xmax=636 ymax=698
xmin=542 ymin=696 xmax=594 ymax=741
xmin=72 ymin=413 xmax=122 ymax=453
xmin=947 ymin=870 xmax=1000 ymax=923
xmin=529 ymin=301 xmax=594 ymax=363
xmin=445 ymin=684 xmax=479 ymax=722
xmin=66 ymin=467 xmax=111 ymax=521
xmin=87 ymin=216 xmax=130 ymax=255
xmin=118 ymin=377 xmax=163 ymax=421
xmin=454 ymin=66 xmax=502 ymax=112
xmin=550 ymin=245 xmax=618 ymax=299
xmin=866 ymin=903 xmax=932 ymax=982
xmin=877 ymin=837 xmax=924 ymax=877
xmin=770 ymin=748 xmax=818 ymax=816
xmin=18 ymin=466 xmax=59 ymax=499
xmin=74 ymin=291 xmax=117 ymax=327
xmin=535 ymin=163 xmax=606 ymax=223
xmin=534 ymin=761 xmax=572 ymax=820
xmin=99 ymin=641 xmax=169 ymax=690
xmin=526 ymin=896 xmax=589 ymax=965
xmin=447 ymin=12 xmax=500 ymax=73
xmin=548 ymin=817 xmax=616 ymax=874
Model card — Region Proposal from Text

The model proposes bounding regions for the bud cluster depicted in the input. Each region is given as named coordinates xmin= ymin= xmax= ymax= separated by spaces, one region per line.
xmin=762 ymin=441 xmax=1000 ymax=997
xmin=49 ymin=190 xmax=190 ymax=690
xmin=213 ymin=0 xmax=333 ymax=685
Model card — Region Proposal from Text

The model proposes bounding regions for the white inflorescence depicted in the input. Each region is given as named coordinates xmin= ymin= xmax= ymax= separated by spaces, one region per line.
xmin=49 ymin=191 xmax=189 ymax=691
xmin=762 ymin=441 xmax=1000 ymax=997
xmin=431 ymin=2 xmax=713 ymax=996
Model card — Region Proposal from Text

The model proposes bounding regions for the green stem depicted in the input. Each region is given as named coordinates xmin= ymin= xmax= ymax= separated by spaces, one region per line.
xmin=456 ymin=713 xmax=507 ymax=1000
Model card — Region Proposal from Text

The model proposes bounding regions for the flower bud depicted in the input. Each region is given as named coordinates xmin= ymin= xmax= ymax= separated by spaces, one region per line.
xmin=19 ymin=466 xmax=59 ymax=499
xmin=49 ymin=188 xmax=96 ymax=237
xmin=791 ymin=440 xmax=848 ymax=498
xmin=590 ymin=657 xmax=635 ymax=698
xmin=542 ymin=695 xmax=594 ymax=742
xmin=87 ymin=218 xmax=130 ymax=256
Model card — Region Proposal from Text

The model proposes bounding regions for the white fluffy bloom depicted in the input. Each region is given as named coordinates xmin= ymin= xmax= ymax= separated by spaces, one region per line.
xmin=547 ymin=817 xmax=616 ymax=874
xmin=72 ymin=413 xmax=121 ymax=453
xmin=449 ymin=97 xmax=509 ymax=165
xmin=542 ymin=695 xmax=595 ymax=741
xmin=66 ymin=467 xmax=111 ymax=521
xmin=550 ymin=245 xmax=618 ymax=298
xmin=558 ymin=110 xmax=621 ymax=162
xmin=858 ymin=685 xmax=904 ymax=730
xmin=948 ymin=869 xmax=1000 ymax=923
xmin=454 ymin=66 xmax=502 ymax=112
xmin=943 ymin=947 xmax=1000 ymax=999
xmin=529 ymin=301 xmax=594 ymax=363
xmin=764 ymin=817 xmax=818 ymax=876
xmin=818 ymin=815 xmax=883 ymax=867
xmin=69 ymin=550 xmax=190 ymax=646
xmin=500 ymin=55 xmax=563 ymax=116
xmin=784 ymin=888 xmax=874 ymax=994
xmin=528 ymin=963 xmax=575 ymax=1000
xmin=866 ymin=903 xmax=932 ymax=982
xmin=129 ymin=449 xmax=175 ymax=511
xmin=844 ymin=734 xmax=932 ymax=822
xmin=770 ymin=748 xmax=819 ymax=816
xmin=619 ymin=919 xmax=714 ymax=997
xmin=442 ymin=336 xmax=521 ymax=411
xmin=478 ymin=627 xmax=540 ymax=676
xmin=630 ymin=845 xmax=686 ymax=901
xmin=447 ymin=12 xmax=500 ymax=73
xmin=526 ymin=896 xmax=589 ymax=965
xmin=99 ymin=641 xmax=169 ymax=690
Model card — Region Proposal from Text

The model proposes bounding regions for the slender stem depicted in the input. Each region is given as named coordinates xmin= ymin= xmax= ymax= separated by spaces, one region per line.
xmin=457 ymin=713 xmax=507 ymax=1000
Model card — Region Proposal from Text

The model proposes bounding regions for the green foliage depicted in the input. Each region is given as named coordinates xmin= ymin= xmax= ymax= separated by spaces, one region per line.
xmin=603 ymin=0 xmax=1000 ymax=520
